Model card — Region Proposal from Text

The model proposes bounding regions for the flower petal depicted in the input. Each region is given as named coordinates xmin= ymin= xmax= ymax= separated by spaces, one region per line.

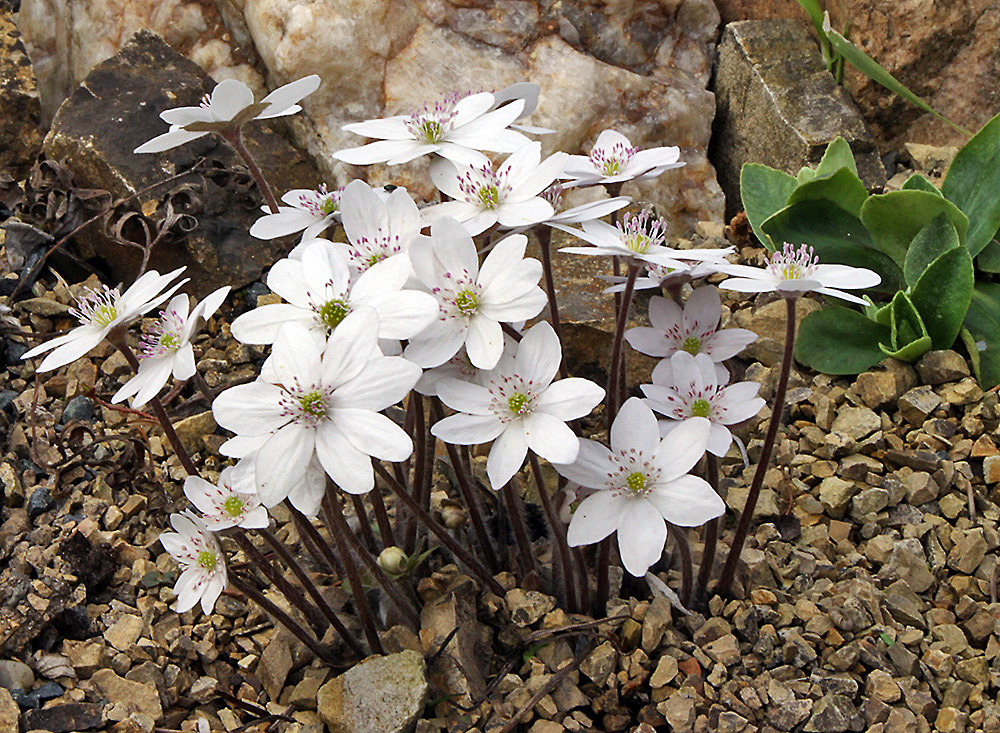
xmin=566 ymin=490 xmax=624 ymax=547
xmin=486 ymin=425 xmax=528 ymax=490
xmin=432 ymin=413 xmax=505 ymax=445
xmin=617 ymin=500 xmax=667 ymax=576
xmin=333 ymin=408 xmax=413 ymax=461
xmin=610 ymin=397 xmax=660 ymax=455
xmin=646 ymin=475 xmax=725 ymax=526
xmin=255 ymin=424 xmax=314 ymax=506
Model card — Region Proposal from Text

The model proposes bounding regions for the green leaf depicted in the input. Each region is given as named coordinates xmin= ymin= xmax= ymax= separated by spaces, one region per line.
xmin=761 ymin=199 xmax=903 ymax=292
xmin=796 ymin=166 xmax=818 ymax=185
xmin=787 ymin=166 xmax=870 ymax=217
xmin=880 ymin=291 xmax=932 ymax=361
xmin=821 ymin=18 xmax=972 ymax=138
xmin=860 ymin=190 xmax=969 ymax=268
xmin=814 ymin=137 xmax=859 ymax=179
xmin=901 ymin=173 xmax=942 ymax=195
xmin=794 ymin=0 xmax=826 ymax=33
xmin=975 ymin=239 xmax=1000 ymax=273
xmin=909 ymin=246 xmax=974 ymax=349
xmin=740 ymin=164 xmax=799 ymax=251
xmin=962 ymin=282 xmax=1000 ymax=388
xmin=903 ymin=214 xmax=961 ymax=287
xmin=795 ymin=306 xmax=890 ymax=375
xmin=942 ymin=111 xmax=1000 ymax=257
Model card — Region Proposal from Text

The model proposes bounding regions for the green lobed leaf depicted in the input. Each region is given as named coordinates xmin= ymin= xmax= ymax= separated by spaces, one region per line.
xmin=903 ymin=214 xmax=960 ymax=288
xmin=821 ymin=18 xmax=972 ymax=138
xmin=787 ymin=166 xmax=870 ymax=217
xmin=962 ymin=282 xmax=1000 ymax=388
xmin=814 ymin=137 xmax=859 ymax=179
xmin=796 ymin=166 xmax=818 ymax=185
xmin=761 ymin=199 xmax=903 ymax=292
xmin=975 ymin=239 xmax=1000 ymax=273
xmin=901 ymin=173 xmax=942 ymax=195
xmin=942 ymin=111 xmax=1000 ymax=257
xmin=909 ymin=246 xmax=974 ymax=349
xmin=795 ymin=306 xmax=891 ymax=375
xmin=880 ymin=291 xmax=932 ymax=361
xmin=741 ymin=163 xmax=799 ymax=251
xmin=860 ymin=190 xmax=969 ymax=269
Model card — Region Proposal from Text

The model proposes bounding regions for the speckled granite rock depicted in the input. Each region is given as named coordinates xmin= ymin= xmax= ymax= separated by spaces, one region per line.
xmin=42 ymin=30 xmax=320 ymax=296
xmin=0 ymin=7 xmax=42 ymax=177
xmin=317 ymin=650 xmax=427 ymax=733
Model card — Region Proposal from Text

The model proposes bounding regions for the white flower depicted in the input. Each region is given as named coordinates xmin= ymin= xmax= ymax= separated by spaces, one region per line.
xmin=112 ymin=286 xmax=229 ymax=408
xmin=339 ymin=180 xmax=424 ymax=275
xmin=625 ymin=287 xmax=757 ymax=367
xmin=554 ymin=398 xmax=722 ymax=576
xmin=490 ymin=82 xmax=555 ymax=135
xmin=423 ymin=142 xmax=567 ymax=236
xmin=22 ymin=268 xmax=188 ymax=372
xmin=717 ymin=242 xmax=881 ymax=304
xmin=135 ymin=76 xmax=321 ymax=153
xmin=538 ymin=185 xmax=632 ymax=228
xmin=160 ymin=511 xmax=228 ymax=614
xmin=231 ymin=240 xmax=437 ymax=346
xmin=432 ymin=321 xmax=605 ymax=491
xmin=250 ymin=185 xmax=342 ymax=241
xmin=183 ymin=460 xmax=269 ymax=531
xmin=553 ymin=210 xmax=724 ymax=267
xmin=404 ymin=218 xmax=547 ymax=370
xmin=599 ymin=255 xmax=732 ymax=294
xmin=333 ymin=90 xmax=531 ymax=167
xmin=642 ymin=351 xmax=765 ymax=457
xmin=560 ymin=129 xmax=685 ymax=188
xmin=212 ymin=312 xmax=421 ymax=510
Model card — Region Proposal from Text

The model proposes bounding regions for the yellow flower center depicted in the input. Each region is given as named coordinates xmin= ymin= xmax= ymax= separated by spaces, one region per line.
xmin=197 ymin=550 xmax=217 ymax=571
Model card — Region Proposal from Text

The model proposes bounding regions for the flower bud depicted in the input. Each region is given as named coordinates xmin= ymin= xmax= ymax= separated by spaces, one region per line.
xmin=378 ymin=546 xmax=408 ymax=575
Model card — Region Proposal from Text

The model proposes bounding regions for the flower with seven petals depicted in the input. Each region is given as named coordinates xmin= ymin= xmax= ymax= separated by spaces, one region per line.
xmin=22 ymin=267 xmax=188 ymax=372
xmin=432 ymin=321 xmax=605 ymax=491
xmin=553 ymin=398 xmax=723 ymax=576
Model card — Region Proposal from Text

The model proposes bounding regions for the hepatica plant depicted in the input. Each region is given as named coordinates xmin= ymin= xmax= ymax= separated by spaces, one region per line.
xmin=740 ymin=110 xmax=1000 ymax=387
xmin=20 ymin=74 xmax=821 ymax=678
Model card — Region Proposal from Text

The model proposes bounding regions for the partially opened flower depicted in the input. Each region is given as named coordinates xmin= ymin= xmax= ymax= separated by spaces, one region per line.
xmin=213 ymin=312 xmax=421 ymax=509
xmin=113 ymin=286 xmax=230 ymax=408
xmin=183 ymin=460 xmax=268 ymax=531
xmin=553 ymin=398 xmax=722 ymax=576
xmin=135 ymin=76 xmax=321 ymax=153
xmin=553 ymin=210 xmax=724 ymax=267
xmin=160 ymin=511 xmax=228 ymax=614
xmin=625 ymin=287 xmax=756 ymax=366
xmin=250 ymin=185 xmax=342 ymax=242
xmin=333 ymin=90 xmax=530 ymax=167
xmin=230 ymin=239 xmax=437 ymax=345
xmin=404 ymin=218 xmax=547 ymax=370
xmin=432 ymin=321 xmax=604 ymax=490
xmin=642 ymin=351 xmax=765 ymax=457
xmin=339 ymin=180 xmax=424 ymax=274
xmin=22 ymin=267 xmax=188 ymax=372
xmin=717 ymin=242 xmax=881 ymax=304
xmin=560 ymin=130 xmax=685 ymax=188
xmin=423 ymin=142 xmax=567 ymax=236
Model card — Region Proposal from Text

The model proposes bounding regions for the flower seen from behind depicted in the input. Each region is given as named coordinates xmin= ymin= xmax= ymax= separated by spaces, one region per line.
xmin=642 ymin=351 xmax=765 ymax=457
xmin=213 ymin=312 xmax=421 ymax=512
xmin=423 ymin=142 xmax=567 ymax=236
xmin=113 ymin=286 xmax=229 ymax=408
xmin=135 ymin=76 xmax=321 ymax=153
xmin=561 ymin=129 xmax=685 ymax=188
xmin=553 ymin=398 xmax=722 ymax=576
xmin=160 ymin=511 xmax=228 ymax=614
xmin=717 ymin=242 xmax=881 ymax=304
xmin=333 ymin=91 xmax=531 ymax=167
xmin=432 ymin=321 xmax=605 ymax=490
xmin=404 ymin=218 xmax=547 ymax=370
xmin=22 ymin=267 xmax=188 ymax=372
